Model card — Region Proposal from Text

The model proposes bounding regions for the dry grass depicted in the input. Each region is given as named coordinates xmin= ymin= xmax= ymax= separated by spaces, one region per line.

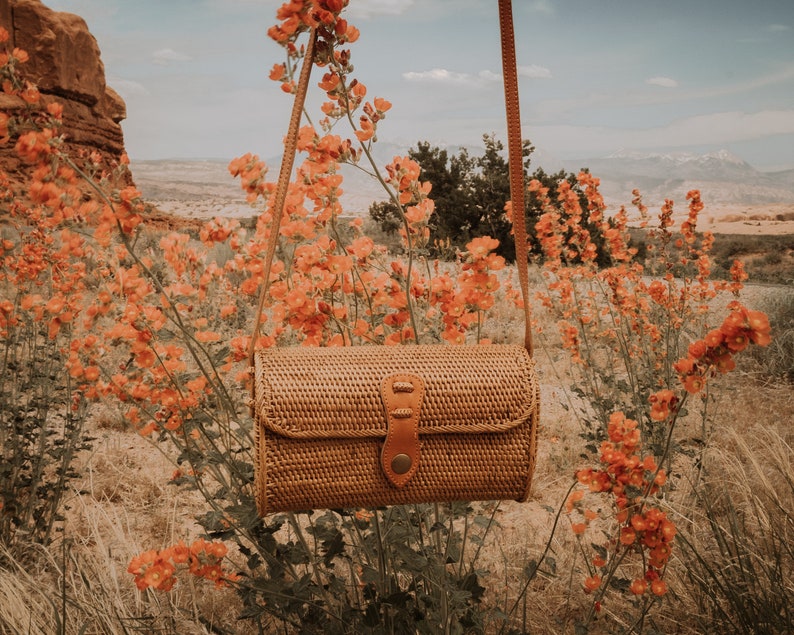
xmin=1 ymin=273 xmax=791 ymax=634
xmin=0 ymin=430 xmax=242 ymax=635
xmin=668 ymin=382 xmax=794 ymax=633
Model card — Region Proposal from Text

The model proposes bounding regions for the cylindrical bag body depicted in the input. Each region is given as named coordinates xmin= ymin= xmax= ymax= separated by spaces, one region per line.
xmin=253 ymin=345 xmax=539 ymax=514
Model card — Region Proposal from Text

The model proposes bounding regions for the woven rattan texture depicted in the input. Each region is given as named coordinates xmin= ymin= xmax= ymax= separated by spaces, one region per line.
xmin=254 ymin=344 xmax=539 ymax=514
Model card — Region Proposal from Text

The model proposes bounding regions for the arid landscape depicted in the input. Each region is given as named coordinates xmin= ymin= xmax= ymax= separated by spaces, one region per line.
xmin=2 ymin=0 xmax=794 ymax=633
xmin=131 ymin=158 xmax=794 ymax=237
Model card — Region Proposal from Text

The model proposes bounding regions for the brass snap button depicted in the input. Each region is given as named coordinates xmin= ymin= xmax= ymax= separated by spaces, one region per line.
xmin=391 ymin=453 xmax=412 ymax=475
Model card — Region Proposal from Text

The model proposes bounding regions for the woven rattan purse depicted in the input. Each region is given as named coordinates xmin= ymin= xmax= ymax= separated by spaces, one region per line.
xmin=250 ymin=0 xmax=538 ymax=515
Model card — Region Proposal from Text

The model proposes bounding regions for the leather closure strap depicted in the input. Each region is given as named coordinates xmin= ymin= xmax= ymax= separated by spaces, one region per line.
xmin=380 ymin=374 xmax=425 ymax=488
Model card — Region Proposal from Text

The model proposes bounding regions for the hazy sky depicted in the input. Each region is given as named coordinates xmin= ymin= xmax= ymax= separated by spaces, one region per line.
xmin=46 ymin=0 xmax=794 ymax=169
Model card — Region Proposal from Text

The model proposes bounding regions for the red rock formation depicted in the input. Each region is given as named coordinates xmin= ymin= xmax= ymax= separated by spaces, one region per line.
xmin=0 ymin=0 xmax=130 ymax=187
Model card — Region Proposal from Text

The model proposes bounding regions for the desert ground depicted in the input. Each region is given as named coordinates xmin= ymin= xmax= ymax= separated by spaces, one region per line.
xmin=131 ymin=160 xmax=794 ymax=237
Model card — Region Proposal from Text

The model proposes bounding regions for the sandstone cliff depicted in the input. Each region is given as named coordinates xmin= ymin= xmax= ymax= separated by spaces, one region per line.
xmin=0 ymin=0 xmax=130 ymax=187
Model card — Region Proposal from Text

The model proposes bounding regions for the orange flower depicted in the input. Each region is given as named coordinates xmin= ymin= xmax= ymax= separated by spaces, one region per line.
xmin=687 ymin=339 xmax=707 ymax=359
xmin=673 ymin=356 xmax=696 ymax=375
xmin=583 ymin=575 xmax=601 ymax=593
xmin=703 ymin=329 xmax=723 ymax=348
xmin=220 ymin=304 xmax=237 ymax=318
xmin=135 ymin=348 xmax=156 ymax=368
xmin=165 ymin=541 xmax=191 ymax=564
xmin=12 ymin=47 xmax=29 ymax=63
xmin=373 ymin=97 xmax=391 ymax=112
xmin=714 ymin=353 xmax=736 ymax=374
xmin=195 ymin=330 xmax=221 ymax=343
xmin=682 ymin=373 xmax=705 ymax=394
xmin=650 ymin=579 xmax=668 ymax=596
xmin=630 ymin=578 xmax=648 ymax=595
xmin=465 ymin=236 xmax=499 ymax=259
xmin=565 ymin=489 xmax=584 ymax=512
xmin=630 ymin=514 xmax=648 ymax=532
xmin=355 ymin=117 xmax=374 ymax=142
xmin=46 ymin=101 xmax=63 ymax=119
xmin=141 ymin=559 xmax=175 ymax=590
xmin=746 ymin=309 xmax=771 ymax=345
xmin=649 ymin=389 xmax=677 ymax=421
xmin=620 ymin=527 xmax=636 ymax=545
xmin=650 ymin=543 xmax=672 ymax=566
xmin=196 ymin=564 xmax=224 ymax=586
xmin=723 ymin=331 xmax=748 ymax=353
xmin=349 ymin=80 xmax=367 ymax=99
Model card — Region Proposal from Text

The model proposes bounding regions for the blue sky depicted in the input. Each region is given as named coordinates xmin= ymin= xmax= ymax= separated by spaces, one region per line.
xmin=46 ymin=0 xmax=794 ymax=169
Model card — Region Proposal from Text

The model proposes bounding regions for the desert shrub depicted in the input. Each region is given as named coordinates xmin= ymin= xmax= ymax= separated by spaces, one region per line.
xmin=369 ymin=139 xmax=616 ymax=267
xmin=0 ymin=300 xmax=94 ymax=558
xmin=710 ymin=234 xmax=794 ymax=285
xmin=368 ymin=135 xmax=533 ymax=262
xmin=531 ymin=183 xmax=774 ymax=630
xmin=0 ymin=92 xmax=95 ymax=557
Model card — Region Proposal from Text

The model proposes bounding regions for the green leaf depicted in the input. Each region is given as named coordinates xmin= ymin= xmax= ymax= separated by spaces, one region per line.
xmin=322 ymin=530 xmax=346 ymax=566
xmin=590 ymin=543 xmax=608 ymax=560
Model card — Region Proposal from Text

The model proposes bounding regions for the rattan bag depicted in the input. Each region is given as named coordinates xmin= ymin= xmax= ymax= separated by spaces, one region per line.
xmin=250 ymin=0 xmax=538 ymax=515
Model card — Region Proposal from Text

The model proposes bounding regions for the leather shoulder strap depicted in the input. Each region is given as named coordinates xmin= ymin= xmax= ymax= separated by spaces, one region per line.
xmin=248 ymin=29 xmax=317 ymax=366
xmin=499 ymin=0 xmax=533 ymax=354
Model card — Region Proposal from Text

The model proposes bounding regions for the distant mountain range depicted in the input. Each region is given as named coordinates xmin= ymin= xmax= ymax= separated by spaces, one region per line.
xmin=559 ymin=150 xmax=794 ymax=208
xmin=131 ymin=148 xmax=794 ymax=217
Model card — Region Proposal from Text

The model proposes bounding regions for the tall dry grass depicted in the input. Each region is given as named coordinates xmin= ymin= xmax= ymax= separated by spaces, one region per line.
xmin=0 ymin=432 xmax=241 ymax=635
xmin=671 ymin=382 xmax=794 ymax=634
xmin=1 ymin=288 xmax=791 ymax=635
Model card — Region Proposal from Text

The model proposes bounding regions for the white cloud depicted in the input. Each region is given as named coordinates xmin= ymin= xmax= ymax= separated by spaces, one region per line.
xmin=646 ymin=76 xmax=678 ymax=88
xmin=519 ymin=65 xmax=552 ymax=79
xmin=768 ymin=24 xmax=791 ymax=32
xmin=151 ymin=48 xmax=192 ymax=66
xmin=529 ymin=110 xmax=794 ymax=157
xmin=659 ymin=110 xmax=794 ymax=145
xmin=528 ymin=0 xmax=554 ymax=14
xmin=346 ymin=0 xmax=415 ymax=19
xmin=403 ymin=65 xmax=550 ymax=86
xmin=403 ymin=68 xmax=472 ymax=83
xmin=109 ymin=77 xmax=149 ymax=97
xmin=478 ymin=70 xmax=501 ymax=82
xmin=533 ymin=65 xmax=794 ymax=122
xmin=403 ymin=68 xmax=502 ymax=86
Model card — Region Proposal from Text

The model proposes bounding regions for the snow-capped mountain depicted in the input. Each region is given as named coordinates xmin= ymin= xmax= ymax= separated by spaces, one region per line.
xmin=132 ymin=148 xmax=794 ymax=218
xmin=604 ymin=148 xmax=747 ymax=166
xmin=561 ymin=149 xmax=794 ymax=207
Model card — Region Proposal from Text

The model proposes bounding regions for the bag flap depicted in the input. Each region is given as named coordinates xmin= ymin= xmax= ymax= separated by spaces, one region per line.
xmin=253 ymin=344 xmax=537 ymax=440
